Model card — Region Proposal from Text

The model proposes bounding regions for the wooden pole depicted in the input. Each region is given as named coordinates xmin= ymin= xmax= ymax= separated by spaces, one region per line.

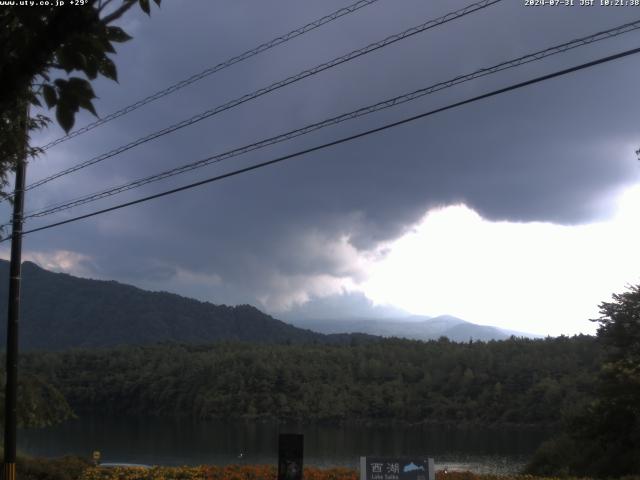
xmin=3 ymin=102 xmax=28 ymax=480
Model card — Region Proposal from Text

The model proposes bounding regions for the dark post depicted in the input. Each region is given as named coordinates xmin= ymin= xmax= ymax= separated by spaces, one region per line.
xmin=3 ymin=104 xmax=28 ymax=480
xmin=278 ymin=434 xmax=303 ymax=480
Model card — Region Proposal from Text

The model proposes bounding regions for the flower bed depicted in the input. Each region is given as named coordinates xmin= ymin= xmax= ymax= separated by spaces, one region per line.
xmin=80 ymin=465 xmax=358 ymax=480
xmin=78 ymin=466 xmax=619 ymax=480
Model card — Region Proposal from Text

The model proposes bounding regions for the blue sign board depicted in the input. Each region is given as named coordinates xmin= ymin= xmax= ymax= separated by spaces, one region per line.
xmin=360 ymin=457 xmax=434 ymax=480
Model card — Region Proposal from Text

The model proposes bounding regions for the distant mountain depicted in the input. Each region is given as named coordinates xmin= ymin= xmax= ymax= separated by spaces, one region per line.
xmin=0 ymin=261 xmax=374 ymax=350
xmin=280 ymin=290 xmax=410 ymax=321
xmin=287 ymin=315 xmax=533 ymax=342
xmin=279 ymin=291 xmax=539 ymax=341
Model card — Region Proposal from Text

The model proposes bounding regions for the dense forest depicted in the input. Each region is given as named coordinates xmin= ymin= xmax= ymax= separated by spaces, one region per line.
xmin=21 ymin=335 xmax=599 ymax=426
xmin=0 ymin=371 xmax=74 ymax=428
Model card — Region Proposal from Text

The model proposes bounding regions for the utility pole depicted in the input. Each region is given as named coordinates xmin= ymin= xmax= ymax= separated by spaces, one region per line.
xmin=3 ymin=102 xmax=28 ymax=480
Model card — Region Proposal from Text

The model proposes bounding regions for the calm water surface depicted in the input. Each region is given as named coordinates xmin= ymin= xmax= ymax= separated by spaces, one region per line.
xmin=18 ymin=414 xmax=552 ymax=474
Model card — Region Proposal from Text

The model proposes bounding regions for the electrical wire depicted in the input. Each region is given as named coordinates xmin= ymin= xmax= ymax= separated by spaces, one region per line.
xmin=39 ymin=0 xmax=383 ymax=151
xmin=15 ymin=0 xmax=501 ymax=200
xmin=18 ymin=19 xmax=640 ymax=222
xmin=7 ymin=44 xmax=640 ymax=241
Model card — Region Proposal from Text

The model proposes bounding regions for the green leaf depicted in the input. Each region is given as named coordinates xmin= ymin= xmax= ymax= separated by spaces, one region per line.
xmin=52 ymin=78 xmax=98 ymax=130
xmin=56 ymin=45 xmax=92 ymax=74
xmin=84 ymin=55 xmax=99 ymax=80
xmin=98 ymin=57 xmax=118 ymax=82
xmin=139 ymin=0 xmax=150 ymax=15
xmin=97 ymin=26 xmax=117 ymax=53
xmin=92 ymin=33 xmax=116 ymax=54
xmin=100 ymin=37 xmax=116 ymax=54
xmin=152 ymin=0 xmax=161 ymax=6
xmin=106 ymin=26 xmax=133 ymax=43
xmin=55 ymin=102 xmax=75 ymax=133
xmin=55 ymin=47 xmax=74 ymax=73
xmin=42 ymin=84 xmax=57 ymax=109
xmin=67 ymin=77 xmax=96 ymax=99
xmin=76 ymin=52 xmax=89 ymax=73
xmin=79 ymin=98 xmax=98 ymax=118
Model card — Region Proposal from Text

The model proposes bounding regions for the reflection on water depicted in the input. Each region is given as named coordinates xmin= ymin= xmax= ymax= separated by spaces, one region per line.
xmin=18 ymin=414 xmax=551 ymax=474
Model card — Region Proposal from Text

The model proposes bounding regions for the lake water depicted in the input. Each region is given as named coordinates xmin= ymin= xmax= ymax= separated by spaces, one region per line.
xmin=18 ymin=415 xmax=552 ymax=474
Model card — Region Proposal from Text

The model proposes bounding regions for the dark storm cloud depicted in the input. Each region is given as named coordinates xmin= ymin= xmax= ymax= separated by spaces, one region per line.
xmin=7 ymin=0 xmax=640 ymax=310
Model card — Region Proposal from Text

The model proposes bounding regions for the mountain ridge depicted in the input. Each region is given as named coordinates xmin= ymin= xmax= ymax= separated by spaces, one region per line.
xmin=279 ymin=293 xmax=540 ymax=341
xmin=0 ymin=260 xmax=537 ymax=350
xmin=0 ymin=260 xmax=375 ymax=350
xmin=285 ymin=315 xmax=525 ymax=342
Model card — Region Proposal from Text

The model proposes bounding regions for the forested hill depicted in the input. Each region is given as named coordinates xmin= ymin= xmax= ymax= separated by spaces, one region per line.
xmin=0 ymin=261 xmax=373 ymax=350
xmin=22 ymin=335 xmax=600 ymax=426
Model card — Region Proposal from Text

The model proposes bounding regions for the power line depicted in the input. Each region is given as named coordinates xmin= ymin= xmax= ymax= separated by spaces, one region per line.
xmin=16 ymin=0 xmax=501 ymax=199
xmin=18 ymin=19 xmax=640 ymax=222
xmin=38 ymin=0 xmax=383 ymax=151
xmin=8 ymin=45 xmax=640 ymax=241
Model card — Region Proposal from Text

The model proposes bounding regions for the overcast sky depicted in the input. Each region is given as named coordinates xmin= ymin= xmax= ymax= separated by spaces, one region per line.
xmin=2 ymin=0 xmax=640 ymax=336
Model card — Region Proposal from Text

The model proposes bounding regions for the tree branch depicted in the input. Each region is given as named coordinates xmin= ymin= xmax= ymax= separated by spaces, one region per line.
xmin=101 ymin=0 xmax=137 ymax=24
xmin=98 ymin=0 xmax=116 ymax=14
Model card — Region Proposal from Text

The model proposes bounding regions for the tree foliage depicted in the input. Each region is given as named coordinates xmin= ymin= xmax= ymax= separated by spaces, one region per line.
xmin=0 ymin=0 xmax=160 ymax=193
xmin=0 ymin=370 xmax=74 ymax=429
xmin=21 ymin=335 xmax=600 ymax=426
xmin=527 ymin=284 xmax=640 ymax=477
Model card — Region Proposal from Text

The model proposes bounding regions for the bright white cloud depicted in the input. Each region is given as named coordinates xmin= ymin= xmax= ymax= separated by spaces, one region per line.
xmin=259 ymin=233 xmax=369 ymax=312
xmin=258 ymin=273 xmax=360 ymax=313
xmin=359 ymin=184 xmax=640 ymax=336
xmin=0 ymin=249 xmax=95 ymax=276
xmin=2 ymin=184 xmax=637 ymax=338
